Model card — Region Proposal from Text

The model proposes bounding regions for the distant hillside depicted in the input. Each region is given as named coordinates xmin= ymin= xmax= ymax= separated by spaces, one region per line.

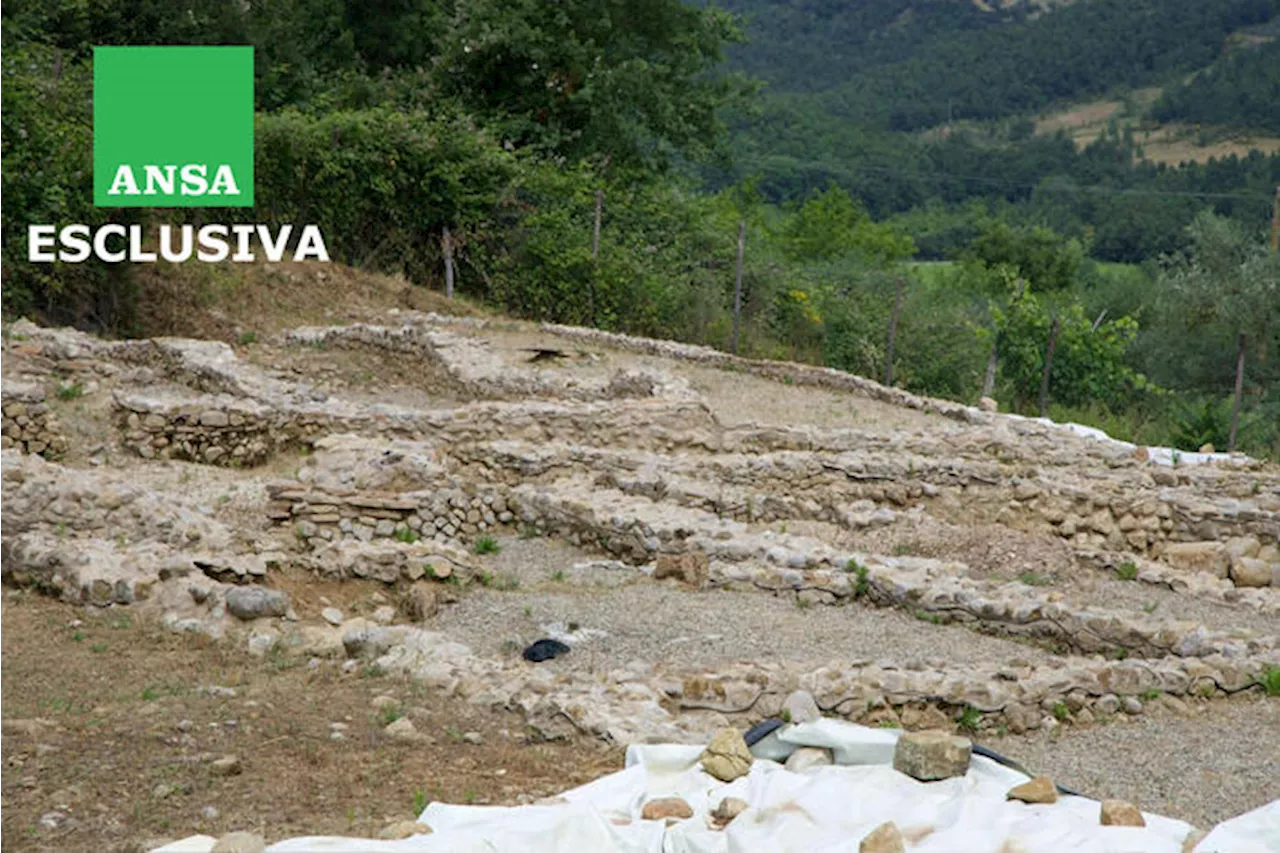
xmin=703 ymin=0 xmax=1280 ymax=264
xmin=720 ymin=0 xmax=1280 ymax=130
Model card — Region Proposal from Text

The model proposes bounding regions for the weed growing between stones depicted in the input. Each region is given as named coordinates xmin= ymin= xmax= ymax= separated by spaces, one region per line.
xmin=1115 ymin=560 xmax=1139 ymax=581
xmin=393 ymin=527 xmax=420 ymax=544
xmin=847 ymin=559 xmax=870 ymax=598
xmin=474 ymin=536 xmax=501 ymax=555
xmin=1259 ymin=666 xmax=1280 ymax=697
xmin=56 ymin=381 xmax=84 ymax=401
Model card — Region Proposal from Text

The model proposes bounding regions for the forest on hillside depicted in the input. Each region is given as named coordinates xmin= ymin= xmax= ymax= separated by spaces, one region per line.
xmin=2 ymin=0 xmax=1278 ymax=457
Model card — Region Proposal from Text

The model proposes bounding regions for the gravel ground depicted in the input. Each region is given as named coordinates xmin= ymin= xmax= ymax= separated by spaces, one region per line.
xmin=442 ymin=539 xmax=1058 ymax=673
xmin=1057 ymin=569 xmax=1280 ymax=638
xmin=482 ymin=328 xmax=939 ymax=435
xmin=993 ymin=694 xmax=1280 ymax=829
xmin=791 ymin=516 xmax=1279 ymax=638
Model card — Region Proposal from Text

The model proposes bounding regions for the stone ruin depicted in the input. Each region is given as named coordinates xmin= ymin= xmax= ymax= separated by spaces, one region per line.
xmin=2 ymin=311 xmax=1278 ymax=750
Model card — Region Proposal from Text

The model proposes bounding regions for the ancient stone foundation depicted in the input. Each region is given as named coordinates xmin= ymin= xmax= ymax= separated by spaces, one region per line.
xmin=1 ymin=383 xmax=69 ymax=459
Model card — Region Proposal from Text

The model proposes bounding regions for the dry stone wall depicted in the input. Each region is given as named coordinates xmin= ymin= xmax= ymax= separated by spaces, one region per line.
xmin=1 ymin=382 xmax=69 ymax=459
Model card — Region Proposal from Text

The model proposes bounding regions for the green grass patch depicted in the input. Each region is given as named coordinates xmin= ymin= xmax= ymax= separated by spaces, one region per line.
xmin=1259 ymin=666 xmax=1280 ymax=697
xmin=473 ymin=535 xmax=501 ymax=555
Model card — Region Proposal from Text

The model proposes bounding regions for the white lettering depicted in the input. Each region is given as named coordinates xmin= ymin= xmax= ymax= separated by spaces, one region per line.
xmin=108 ymin=165 xmax=141 ymax=196
xmin=128 ymin=226 xmax=157 ymax=261
xmin=256 ymin=224 xmax=292 ymax=262
xmin=294 ymin=225 xmax=330 ymax=262
xmin=94 ymin=224 xmax=127 ymax=262
xmin=58 ymin=225 xmax=91 ymax=263
xmin=180 ymin=164 xmax=208 ymax=196
xmin=197 ymin=225 xmax=229 ymax=262
xmin=209 ymin=165 xmax=239 ymax=196
xmin=28 ymin=225 xmax=57 ymax=262
xmin=231 ymin=224 xmax=255 ymax=261
xmin=26 ymin=223 xmax=330 ymax=264
xmin=159 ymin=225 xmax=193 ymax=262
xmin=143 ymin=165 xmax=177 ymax=196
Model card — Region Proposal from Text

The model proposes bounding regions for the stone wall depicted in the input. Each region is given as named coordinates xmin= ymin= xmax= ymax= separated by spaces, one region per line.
xmin=114 ymin=390 xmax=719 ymax=467
xmin=268 ymin=482 xmax=513 ymax=549
xmin=1 ymin=383 xmax=69 ymax=459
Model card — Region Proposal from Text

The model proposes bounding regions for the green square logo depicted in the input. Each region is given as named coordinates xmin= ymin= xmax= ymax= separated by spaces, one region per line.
xmin=94 ymin=46 xmax=254 ymax=207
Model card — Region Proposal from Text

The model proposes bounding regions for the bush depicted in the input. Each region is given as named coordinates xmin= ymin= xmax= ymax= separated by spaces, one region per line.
xmin=255 ymin=107 xmax=515 ymax=284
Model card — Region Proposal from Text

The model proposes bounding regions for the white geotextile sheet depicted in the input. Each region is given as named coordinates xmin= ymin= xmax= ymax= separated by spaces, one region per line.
xmin=154 ymin=719 xmax=1279 ymax=852
xmin=1018 ymin=415 xmax=1247 ymax=468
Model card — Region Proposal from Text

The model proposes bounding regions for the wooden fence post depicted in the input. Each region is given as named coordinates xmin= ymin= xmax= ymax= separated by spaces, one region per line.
xmin=884 ymin=275 xmax=905 ymax=386
xmin=1038 ymin=316 xmax=1060 ymax=418
xmin=1228 ymin=331 xmax=1246 ymax=453
xmin=590 ymin=190 xmax=603 ymax=325
xmin=442 ymin=227 xmax=454 ymax=299
xmin=731 ymin=221 xmax=745 ymax=355
xmin=592 ymin=190 xmax=603 ymax=262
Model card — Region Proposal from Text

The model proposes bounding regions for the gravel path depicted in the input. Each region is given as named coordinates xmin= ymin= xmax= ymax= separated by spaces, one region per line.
xmin=441 ymin=539 xmax=1058 ymax=673
xmin=435 ymin=583 xmax=1059 ymax=673
xmin=992 ymin=694 xmax=1280 ymax=829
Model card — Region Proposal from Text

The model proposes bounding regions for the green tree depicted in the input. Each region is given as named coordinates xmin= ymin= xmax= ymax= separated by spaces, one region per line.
xmin=1157 ymin=212 xmax=1280 ymax=450
xmin=435 ymin=0 xmax=754 ymax=169
xmin=960 ymin=221 xmax=1086 ymax=293
xmin=781 ymin=184 xmax=915 ymax=264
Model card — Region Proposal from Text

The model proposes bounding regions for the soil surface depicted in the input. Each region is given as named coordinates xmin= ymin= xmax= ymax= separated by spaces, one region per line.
xmin=0 ymin=594 xmax=620 ymax=853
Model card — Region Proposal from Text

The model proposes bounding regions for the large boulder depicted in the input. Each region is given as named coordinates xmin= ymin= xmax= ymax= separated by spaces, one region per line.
xmin=892 ymin=730 xmax=971 ymax=782
xmin=1230 ymin=556 xmax=1274 ymax=588
xmin=224 ymin=587 xmax=289 ymax=621
xmin=700 ymin=728 xmax=753 ymax=782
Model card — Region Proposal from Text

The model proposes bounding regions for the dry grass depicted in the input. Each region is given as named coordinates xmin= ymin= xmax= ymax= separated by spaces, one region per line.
xmin=1032 ymin=90 xmax=1280 ymax=165
xmin=132 ymin=261 xmax=486 ymax=343
xmin=0 ymin=594 xmax=619 ymax=853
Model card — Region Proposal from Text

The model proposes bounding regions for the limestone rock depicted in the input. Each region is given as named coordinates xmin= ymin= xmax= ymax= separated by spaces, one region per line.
xmin=782 ymin=689 xmax=821 ymax=724
xmin=321 ymin=607 xmax=344 ymax=626
xmin=700 ymin=727 xmax=753 ymax=782
xmin=399 ymin=584 xmax=439 ymax=623
xmin=1006 ymin=775 xmax=1057 ymax=804
xmin=377 ymin=820 xmax=433 ymax=840
xmin=978 ymin=397 xmax=998 ymax=413
xmin=384 ymin=717 xmax=421 ymax=742
xmin=709 ymin=797 xmax=748 ymax=828
xmin=784 ymin=746 xmax=833 ymax=773
xmin=654 ymin=550 xmax=709 ymax=588
xmin=211 ymin=832 xmax=266 ymax=853
xmin=225 ymin=587 xmax=289 ymax=621
xmin=892 ymin=730 xmax=971 ymax=782
xmin=642 ymin=797 xmax=693 ymax=822
xmin=1230 ymin=557 xmax=1272 ymax=588
xmin=210 ymin=755 xmax=242 ymax=777
xmin=1163 ymin=542 xmax=1229 ymax=578
xmin=1100 ymin=799 xmax=1145 ymax=827
xmin=860 ymin=821 xmax=906 ymax=853
xmin=1225 ymin=536 xmax=1262 ymax=560
xmin=899 ymin=705 xmax=950 ymax=731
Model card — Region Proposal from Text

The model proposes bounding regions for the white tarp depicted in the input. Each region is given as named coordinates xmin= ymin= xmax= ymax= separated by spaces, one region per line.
xmin=153 ymin=719 xmax=1279 ymax=852
xmin=1014 ymin=414 xmax=1250 ymax=468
